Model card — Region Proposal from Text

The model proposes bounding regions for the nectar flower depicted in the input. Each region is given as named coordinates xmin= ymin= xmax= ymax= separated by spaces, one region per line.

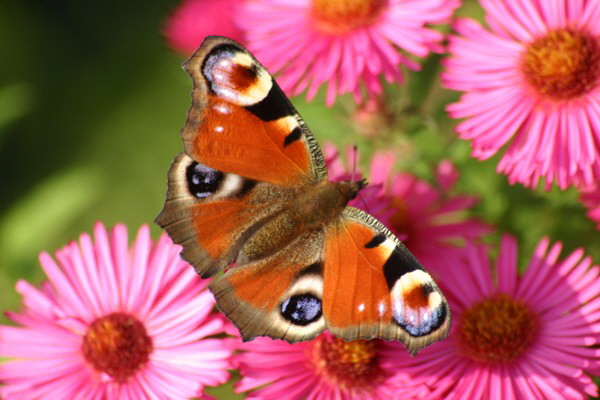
xmin=238 ymin=0 xmax=459 ymax=105
xmin=234 ymin=333 xmax=433 ymax=399
xmin=0 ymin=223 xmax=232 ymax=399
xmin=325 ymin=144 xmax=490 ymax=269
xmin=164 ymin=0 xmax=244 ymax=55
xmin=443 ymin=0 xmax=600 ymax=190
xmin=394 ymin=235 xmax=600 ymax=399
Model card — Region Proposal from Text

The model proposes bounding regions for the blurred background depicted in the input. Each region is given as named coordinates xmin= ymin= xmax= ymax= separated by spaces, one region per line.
xmin=0 ymin=1 xmax=197 ymax=314
xmin=1 ymin=0 xmax=598 ymax=326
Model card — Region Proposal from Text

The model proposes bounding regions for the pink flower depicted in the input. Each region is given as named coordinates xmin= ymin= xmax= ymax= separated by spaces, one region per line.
xmin=393 ymin=235 xmax=600 ymax=399
xmin=325 ymin=144 xmax=490 ymax=269
xmin=0 ymin=223 xmax=232 ymax=399
xmin=238 ymin=0 xmax=460 ymax=106
xmin=234 ymin=333 xmax=432 ymax=399
xmin=164 ymin=0 xmax=244 ymax=55
xmin=443 ymin=0 xmax=600 ymax=190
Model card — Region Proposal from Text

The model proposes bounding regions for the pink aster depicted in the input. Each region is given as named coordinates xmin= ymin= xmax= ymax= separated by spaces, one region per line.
xmin=164 ymin=0 xmax=244 ymax=55
xmin=0 ymin=223 xmax=232 ymax=399
xmin=234 ymin=333 xmax=435 ymax=399
xmin=392 ymin=235 xmax=600 ymax=399
xmin=325 ymin=144 xmax=490 ymax=269
xmin=443 ymin=0 xmax=600 ymax=190
xmin=238 ymin=0 xmax=460 ymax=106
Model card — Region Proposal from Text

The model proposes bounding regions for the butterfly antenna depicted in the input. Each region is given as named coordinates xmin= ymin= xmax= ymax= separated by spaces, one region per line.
xmin=351 ymin=145 xmax=358 ymax=183
xmin=349 ymin=145 xmax=373 ymax=215
xmin=358 ymin=190 xmax=373 ymax=216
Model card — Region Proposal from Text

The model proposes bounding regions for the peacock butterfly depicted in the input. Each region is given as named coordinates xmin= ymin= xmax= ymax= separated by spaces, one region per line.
xmin=156 ymin=36 xmax=450 ymax=355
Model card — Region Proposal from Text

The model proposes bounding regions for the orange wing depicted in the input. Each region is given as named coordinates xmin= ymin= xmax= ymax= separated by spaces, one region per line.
xmin=181 ymin=36 xmax=326 ymax=186
xmin=322 ymin=208 xmax=451 ymax=355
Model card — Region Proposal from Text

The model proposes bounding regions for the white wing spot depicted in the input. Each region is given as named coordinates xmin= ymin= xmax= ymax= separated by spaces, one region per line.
xmin=219 ymin=88 xmax=237 ymax=101
xmin=214 ymin=103 xmax=230 ymax=114
xmin=378 ymin=301 xmax=386 ymax=316
xmin=358 ymin=303 xmax=365 ymax=312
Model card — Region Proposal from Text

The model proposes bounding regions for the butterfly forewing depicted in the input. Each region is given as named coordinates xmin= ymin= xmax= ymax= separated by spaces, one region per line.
xmin=181 ymin=36 xmax=327 ymax=186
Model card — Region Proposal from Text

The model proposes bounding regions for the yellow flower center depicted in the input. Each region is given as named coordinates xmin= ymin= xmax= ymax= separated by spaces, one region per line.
xmin=82 ymin=312 xmax=152 ymax=382
xmin=310 ymin=336 xmax=385 ymax=393
xmin=311 ymin=0 xmax=387 ymax=34
xmin=522 ymin=28 xmax=600 ymax=100
xmin=458 ymin=294 xmax=537 ymax=364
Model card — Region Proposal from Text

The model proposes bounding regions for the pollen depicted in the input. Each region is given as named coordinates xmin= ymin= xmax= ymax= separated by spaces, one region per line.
xmin=82 ymin=312 xmax=153 ymax=382
xmin=522 ymin=29 xmax=600 ymax=100
xmin=311 ymin=0 xmax=386 ymax=34
xmin=310 ymin=336 xmax=386 ymax=393
xmin=458 ymin=294 xmax=537 ymax=364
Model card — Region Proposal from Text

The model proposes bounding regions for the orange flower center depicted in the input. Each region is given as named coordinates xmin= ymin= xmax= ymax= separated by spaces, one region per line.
xmin=458 ymin=294 xmax=537 ymax=364
xmin=310 ymin=336 xmax=385 ymax=393
xmin=521 ymin=28 xmax=600 ymax=100
xmin=82 ymin=312 xmax=153 ymax=382
xmin=311 ymin=0 xmax=387 ymax=34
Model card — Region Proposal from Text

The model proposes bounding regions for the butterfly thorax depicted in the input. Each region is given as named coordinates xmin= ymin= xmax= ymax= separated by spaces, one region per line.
xmin=295 ymin=180 xmax=365 ymax=224
xmin=239 ymin=180 xmax=366 ymax=262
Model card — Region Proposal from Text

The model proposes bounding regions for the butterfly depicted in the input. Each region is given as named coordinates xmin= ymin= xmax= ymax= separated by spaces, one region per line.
xmin=156 ymin=36 xmax=451 ymax=355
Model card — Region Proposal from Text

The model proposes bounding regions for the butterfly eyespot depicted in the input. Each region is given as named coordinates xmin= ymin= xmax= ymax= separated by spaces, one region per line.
xmin=392 ymin=282 xmax=447 ymax=337
xmin=280 ymin=294 xmax=322 ymax=326
xmin=394 ymin=302 xmax=447 ymax=337
xmin=186 ymin=161 xmax=224 ymax=198
xmin=202 ymin=45 xmax=271 ymax=107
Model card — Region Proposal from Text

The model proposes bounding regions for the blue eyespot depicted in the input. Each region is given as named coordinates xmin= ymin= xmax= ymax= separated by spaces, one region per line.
xmin=186 ymin=162 xmax=223 ymax=198
xmin=281 ymin=294 xmax=322 ymax=326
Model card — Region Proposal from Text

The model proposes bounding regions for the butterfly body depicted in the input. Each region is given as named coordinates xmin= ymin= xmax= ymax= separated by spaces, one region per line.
xmin=240 ymin=180 xmax=364 ymax=262
xmin=156 ymin=36 xmax=451 ymax=355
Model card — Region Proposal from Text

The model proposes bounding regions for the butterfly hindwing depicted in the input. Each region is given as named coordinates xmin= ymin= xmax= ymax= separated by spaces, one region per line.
xmin=323 ymin=208 xmax=451 ymax=355
xmin=181 ymin=36 xmax=327 ymax=186
xmin=209 ymin=230 xmax=326 ymax=342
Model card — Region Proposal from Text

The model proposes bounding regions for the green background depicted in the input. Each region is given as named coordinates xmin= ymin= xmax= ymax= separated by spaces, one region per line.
xmin=1 ymin=0 xmax=599 ymax=397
